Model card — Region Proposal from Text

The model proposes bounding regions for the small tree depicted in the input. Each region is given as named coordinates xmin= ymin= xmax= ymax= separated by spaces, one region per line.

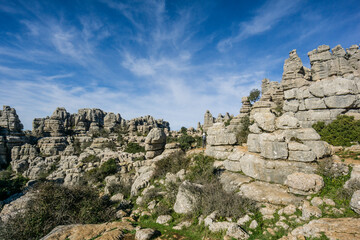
xmin=248 ymin=89 xmax=261 ymax=105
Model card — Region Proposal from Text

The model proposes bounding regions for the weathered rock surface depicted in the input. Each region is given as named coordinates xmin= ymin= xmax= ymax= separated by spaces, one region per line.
xmin=207 ymin=123 xmax=237 ymax=146
xmin=173 ymin=181 xmax=202 ymax=214
xmin=239 ymin=181 xmax=302 ymax=205
xmin=282 ymin=218 xmax=360 ymax=240
xmin=145 ymin=128 xmax=166 ymax=159
xmin=350 ymin=190 xmax=360 ymax=214
xmin=285 ymin=172 xmax=324 ymax=195
xmin=40 ymin=221 xmax=134 ymax=240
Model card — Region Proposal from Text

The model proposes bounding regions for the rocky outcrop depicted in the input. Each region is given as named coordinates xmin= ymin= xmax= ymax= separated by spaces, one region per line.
xmin=281 ymin=44 xmax=360 ymax=127
xmin=145 ymin=128 xmax=166 ymax=159
xmin=0 ymin=106 xmax=23 ymax=134
xmin=0 ymin=106 xmax=26 ymax=168
xmin=33 ymin=108 xmax=169 ymax=137
xmin=203 ymin=110 xmax=214 ymax=132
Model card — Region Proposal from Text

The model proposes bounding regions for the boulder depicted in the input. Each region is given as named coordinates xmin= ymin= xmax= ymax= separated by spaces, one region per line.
xmin=253 ymin=112 xmax=276 ymax=132
xmin=275 ymin=114 xmax=299 ymax=129
xmin=285 ymin=172 xmax=324 ymax=195
xmin=135 ymin=228 xmax=156 ymax=240
xmin=239 ymin=181 xmax=302 ymax=205
xmin=173 ymin=181 xmax=202 ymax=214
xmin=131 ymin=166 xmax=154 ymax=196
xmin=350 ymin=190 xmax=360 ymax=214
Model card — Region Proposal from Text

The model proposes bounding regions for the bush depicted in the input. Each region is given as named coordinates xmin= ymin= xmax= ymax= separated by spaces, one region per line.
xmin=248 ymin=89 xmax=261 ymax=105
xmin=186 ymin=154 xmax=216 ymax=184
xmin=154 ymin=152 xmax=190 ymax=179
xmin=0 ymin=169 xmax=28 ymax=201
xmin=73 ymin=139 xmax=92 ymax=155
xmin=313 ymin=115 xmax=360 ymax=146
xmin=178 ymin=135 xmax=196 ymax=151
xmin=124 ymin=142 xmax=145 ymax=154
xmin=82 ymin=154 xmax=100 ymax=163
xmin=83 ymin=158 xmax=118 ymax=183
xmin=186 ymin=179 xmax=258 ymax=219
xmin=107 ymin=181 xmax=132 ymax=199
xmin=236 ymin=115 xmax=251 ymax=144
xmin=0 ymin=182 xmax=115 ymax=240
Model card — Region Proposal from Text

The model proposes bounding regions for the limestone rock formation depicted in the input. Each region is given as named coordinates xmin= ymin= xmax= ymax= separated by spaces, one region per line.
xmin=203 ymin=110 xmax=215 ymax=132
xmin=144 ymin=128 xmax=166 ymax=159
xmin=0 ymin=106 xmax=26 ymax=168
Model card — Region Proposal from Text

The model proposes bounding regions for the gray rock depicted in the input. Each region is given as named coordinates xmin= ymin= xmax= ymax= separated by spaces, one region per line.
xmin=156 ymin=215 xmax=172 ymax=224
xmin=301 ymin=200 xmax=322 ymax=220
xmin=253 ymin=112 xmax=276 ymax=132
xmin=135 ymin=228 xmax=156 ymax=240
xmin=206 ymin=123 xmax=237 ymax=146
xmin=131 ymin=166 xmax=154 ymax=196
xmin=174 ymin=181 xmax=202 ymax=214
xmin=260 ymin=142 xmax=288 ymax=160
xmin=219 ymin=171 xmax=252 ymax=192
xmin=288 ymin=150 xmax=316 ymax=162
xmin=247 ymin=134 xmax=261 ymax=153
xmin=239 ymin=153 xmax=317 ymax=184
xmin=350 ymin=190 xmax=360 ymax=214
xmin=285 ymin=172 xmax=324 ymax=195
xmin=239 ymin=181 xmax=302 ymax=206
xmin=275 ymin=114 xmax=299 ymax=129
xmin=324 ymin=95 xmax=357 ymax=108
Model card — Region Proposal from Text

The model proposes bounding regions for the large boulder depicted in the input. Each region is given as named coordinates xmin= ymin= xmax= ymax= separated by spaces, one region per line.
xmin=145 ymin=128 xmax=166 ymax=159
xmin=173 ymin=181 xmax=202 ymax=214
xmin=253 ymin=112 xmax=276 ymax=132
xmin=239 ymin=181 xmax=302 ymax=206
xmin=285 ymin=172 xmax=324 ymax=195
xmin=350 ymin=190 xmax=360 ymax=214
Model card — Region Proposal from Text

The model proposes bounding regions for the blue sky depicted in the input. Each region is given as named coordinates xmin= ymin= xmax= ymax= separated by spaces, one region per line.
xmin=0 ymin=0 xmax=359 ymax=130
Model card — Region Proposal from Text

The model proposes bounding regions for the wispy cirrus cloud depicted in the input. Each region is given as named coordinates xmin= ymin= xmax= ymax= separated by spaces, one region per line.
xmin=217 ymin=0 xmax=303 ymax=51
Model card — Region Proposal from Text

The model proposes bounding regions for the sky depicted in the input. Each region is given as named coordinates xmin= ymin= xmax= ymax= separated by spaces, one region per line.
xmin=0 ymin=0 xmax=359 ymax=130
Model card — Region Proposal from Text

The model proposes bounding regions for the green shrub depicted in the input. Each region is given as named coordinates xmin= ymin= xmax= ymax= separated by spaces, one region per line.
xmin=313 ymin=115 xmax=360 ymax=146
xmin=124 ymin=142 xmax=145 ymax=154
xmin=73 ymin=139 xmax=92 ymax=155
xmin=0 ymin=182 xmax=115 ymax=240
xmin=0 ymin=170 xmax=28 ymax=201
xmin=186 ymin=179 xmax=258 ymax=219
xmin=186 ymin=154 xmax=216 ymax=184
xmin=248 ymin=89 xmax=261 ymax=105
xmin=107 ymin=181 xmax=132 ymax=199
xmin=154 ymin=152 xmax=190 ymax=179
xmin=178 ymin=135 xmax=196 ymax=151
xmin=83 ymin=158 xmax=118 ymax=183
xmin=91 ymin=128 xmax=109 ymax=138
xmin=236 ymin=115 xmax=251 ymax=144
xmin=102 ymin=141 xmax=117 ymax=151
xmin=82 ymin=154 xmax=100 ymax=163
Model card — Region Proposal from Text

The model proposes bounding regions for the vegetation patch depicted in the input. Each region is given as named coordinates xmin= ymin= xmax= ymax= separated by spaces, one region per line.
xmin=0 ymin=168 xmax=28 ymax=201
xmin=124 ymin=142 xmax=145 ymax=154
xmin=82 ymin=154 xmax=100 ymax=163
xmin=316 ymin=160 xmax=360 ymax=217
xmin=154 ymin=152 xmax=189 ymax=179
xmin=313 ymin=115 xmax=360 ymax=146
xmin=0 ymin=182 xmax=115 ymax=240
xmin=82 ymin=158 xmax=118 ymax=184
xmin=236 ymin=115 xmax=251 ymax=144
